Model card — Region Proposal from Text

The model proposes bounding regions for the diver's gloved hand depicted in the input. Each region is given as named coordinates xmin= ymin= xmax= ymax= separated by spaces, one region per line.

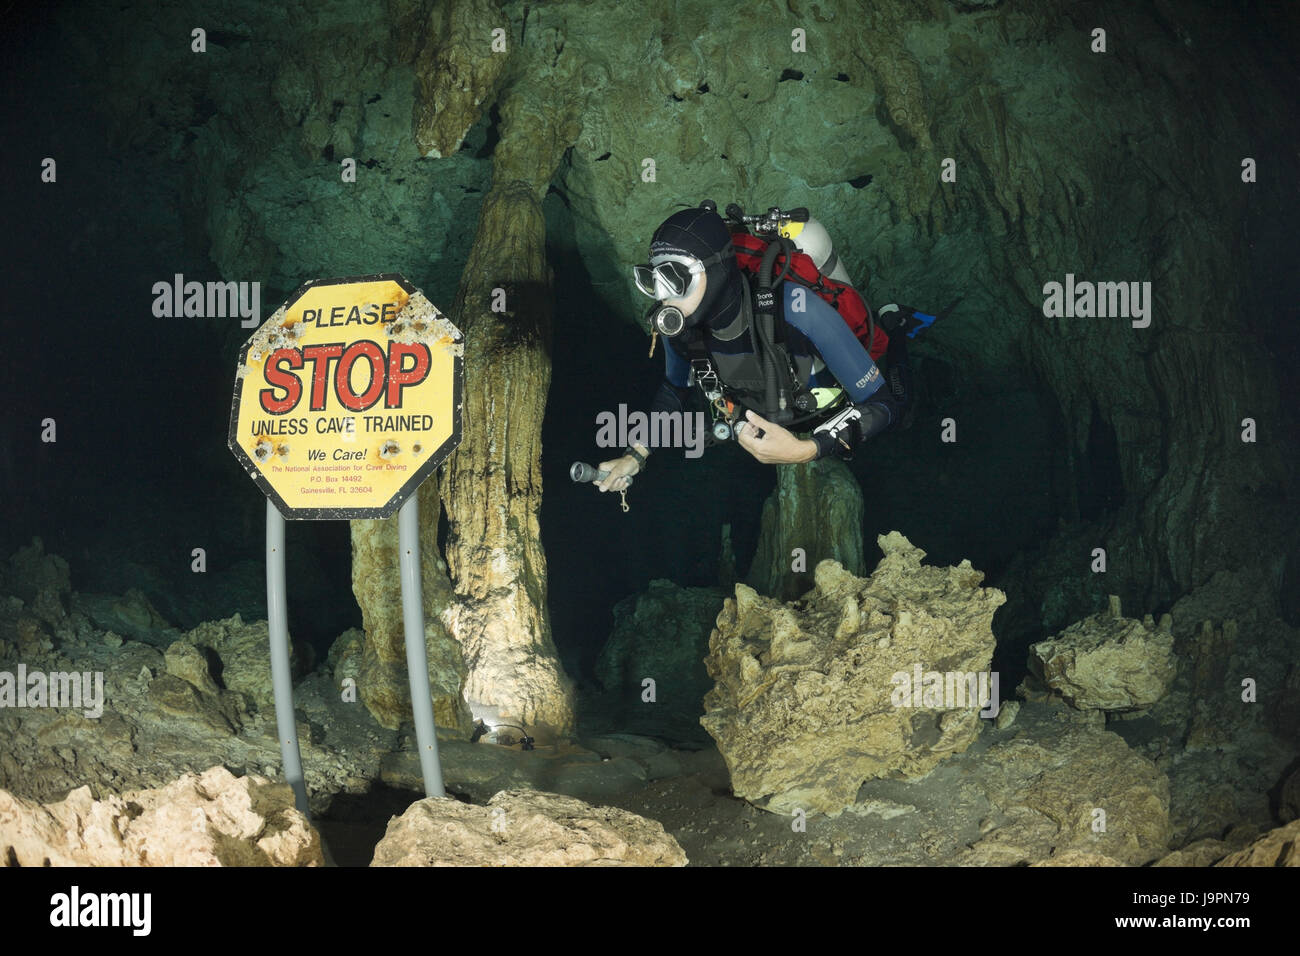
xmin=594 ymin=454 xmax=640 ymax=492
xmin=877 ymin=303 xmax=936 ymax=339
xmin=811 ymin=402 xmax=893 ymax=459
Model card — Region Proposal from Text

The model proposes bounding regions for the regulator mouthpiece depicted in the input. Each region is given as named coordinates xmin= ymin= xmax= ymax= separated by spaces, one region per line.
xmin=653 ymin=304 xmax=687 ymax=337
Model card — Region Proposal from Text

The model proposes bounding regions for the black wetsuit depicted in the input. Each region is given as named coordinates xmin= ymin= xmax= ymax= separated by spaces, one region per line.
xmin=650 ymin=279 xmax=912 ymax=457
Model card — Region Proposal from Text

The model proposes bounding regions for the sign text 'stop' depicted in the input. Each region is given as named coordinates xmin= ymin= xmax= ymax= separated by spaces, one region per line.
xmin=228 ymin=274 xmax=464 ymax=519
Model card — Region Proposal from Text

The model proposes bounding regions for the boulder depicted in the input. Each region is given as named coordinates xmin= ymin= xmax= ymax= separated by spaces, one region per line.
xmin=1214 ymin=819 xmax=1300 ymax=867
xmin=0 ymin=766 xmax=321 ymax=866
xmin=164 ymin=640 xmax=221 ymax=696
xmin=371 ymin=789 xmax=686 ymax=866
xmin=959 ymin=721 xmax=1172 ymax=866
xmin=1153 ymin=838 xmax=1234 ymax=867
xmin=0 ymin=538 xmax=70 ymax=626
xmin=701 ymin=532 xmax=1004 ymax=816
xmin=180 ymin=614 xmax=297 ymax=714
xmin=1028 ymin=596 xmax=1176 ymax=711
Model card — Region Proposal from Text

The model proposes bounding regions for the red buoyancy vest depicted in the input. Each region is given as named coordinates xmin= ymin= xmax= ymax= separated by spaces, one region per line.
xmin=730 ymin=230 xmax=888 ymax=362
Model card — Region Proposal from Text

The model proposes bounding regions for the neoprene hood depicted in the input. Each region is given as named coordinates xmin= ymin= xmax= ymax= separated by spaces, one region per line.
xmin=649 ymin=205 xmax=743 ymax=328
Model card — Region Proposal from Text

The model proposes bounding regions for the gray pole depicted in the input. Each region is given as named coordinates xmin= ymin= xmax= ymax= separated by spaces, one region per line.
xmin=266 ymin=500 xmax=310 ymax=816
xmin=398 ymin=495 xmax=446 ymax=798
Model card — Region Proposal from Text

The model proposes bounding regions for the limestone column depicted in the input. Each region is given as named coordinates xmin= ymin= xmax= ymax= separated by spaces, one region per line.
xmin=438 ymin=48 xmax=588 ymax=741
xmin=746 ymin=458 xmax=866 ymax=601
xmin=349 ymin=476 xmax=471 ymax=733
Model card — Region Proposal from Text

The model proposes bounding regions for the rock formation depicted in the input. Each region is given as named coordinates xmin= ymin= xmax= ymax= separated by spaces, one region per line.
xmin=746 ymin=457 xmax=866 ymax=601
xmin=431 ymin=18 xmax=595 ymax=742
xmin=0 ymin=557 xmax=380 ymax=811
xmin=702 ymin=532 xmax=1004 ymax=815
xmin=62 ymin=0 xmax=1297 ymax=753
xmin=176 ymin=613 xmax=304 ymax=715
xmin=1126 ymin=569 xmax=1300 ymax=846
xmin=1152 ymin=831 xmax=1257 ymax=867
xmin=958 ymin=720 xmax=1172 ymax=866
xmin=15 ymin=0 xmax=1299 ymax=870
xmin=1280 ymin=766 xmax=1300 ymax=824
xmin=411 ymin=0 xmax=510 ymax=158
xmin=371 ymin=789 xmax=687 ymax=866
xmin=595 ymin=579 xmax=725 ymax=739
xmin=0 ymin=767 xmax=322 ymax=866
xmin=348 ymin=498 xmax=473 ymax=734
xmin=1027 ymin=595 xmax=1177 ymax=712
xmin=0 ymin=538 xmax=70 ymax=633
xmin=1030 ymin=851 xmax=1123 ymax=867
xmin=1214 ymin=819 xmax=1300 ymax=867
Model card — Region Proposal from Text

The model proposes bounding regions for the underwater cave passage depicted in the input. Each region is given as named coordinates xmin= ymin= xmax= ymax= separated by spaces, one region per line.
xmin=1078 ymin=400 xmax=1125 ymax=521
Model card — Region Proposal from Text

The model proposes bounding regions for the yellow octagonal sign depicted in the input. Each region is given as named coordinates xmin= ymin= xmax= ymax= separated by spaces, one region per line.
xmin=228 ymin=274 xmax=464 ymax=519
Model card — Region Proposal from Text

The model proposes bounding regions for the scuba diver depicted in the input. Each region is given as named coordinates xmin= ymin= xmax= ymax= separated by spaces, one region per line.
xmin=583 ymin=200 xmax=945 ymax=497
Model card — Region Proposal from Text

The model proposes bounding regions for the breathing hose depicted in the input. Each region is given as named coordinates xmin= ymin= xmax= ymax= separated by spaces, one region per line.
xmin=755 ymin=237 xmax=797 ymax=425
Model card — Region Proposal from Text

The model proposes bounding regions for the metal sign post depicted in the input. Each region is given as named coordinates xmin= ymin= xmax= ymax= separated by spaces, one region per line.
xmin=229 ymin=273 xmax=464 ymax=813
xmin=264 ymin=500 xmax=308 ymax=814
xmin=399 ymin=495 xmax=444 ymax=797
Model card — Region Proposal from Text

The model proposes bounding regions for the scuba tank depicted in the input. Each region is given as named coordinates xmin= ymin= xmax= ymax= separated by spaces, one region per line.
xmin=727 ymin=204 xmax=856 ymax=286
xmin=779 ymin=216 xmax=853 ymax=285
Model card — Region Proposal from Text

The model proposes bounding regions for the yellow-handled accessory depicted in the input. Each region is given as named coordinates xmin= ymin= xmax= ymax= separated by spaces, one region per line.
xmin=809 ymin=386 xmax=844 ymax=409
